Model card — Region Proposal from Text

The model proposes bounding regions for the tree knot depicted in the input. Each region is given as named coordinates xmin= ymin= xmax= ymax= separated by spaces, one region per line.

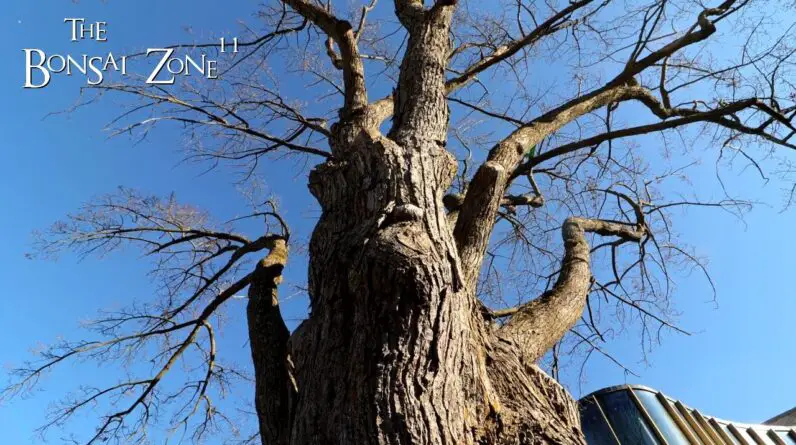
xmin=381 ymin=203 xmax=425 ymax=228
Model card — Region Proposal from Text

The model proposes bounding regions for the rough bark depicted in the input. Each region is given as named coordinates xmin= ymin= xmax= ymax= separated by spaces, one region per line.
xmin=247 ymin=238 xmax=296 ymax=444
xmin=244 ymin=2 xmax=630 ymax=444
xmin=283 ymin=125 xmax=588 ymax=445
xmin=293 ymin=126 xmax=488 ymax=444
xmin=268 ymin=115 xmax=602 ymax=444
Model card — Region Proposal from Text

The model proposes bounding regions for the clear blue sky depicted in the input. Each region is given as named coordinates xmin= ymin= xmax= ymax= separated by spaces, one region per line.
xmin=1 ymin=1 xmax=795 ymax=443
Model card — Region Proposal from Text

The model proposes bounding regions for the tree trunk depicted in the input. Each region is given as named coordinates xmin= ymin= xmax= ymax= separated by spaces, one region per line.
xmin=268 ymin=129 xmax=586 ymax=444
xmin=244 ymin=3 xmax=588 ymax=444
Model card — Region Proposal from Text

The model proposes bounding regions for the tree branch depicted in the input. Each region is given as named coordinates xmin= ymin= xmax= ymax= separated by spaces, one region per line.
xmin=452 ymin=0 xmax=747 ymax=285
xmin=454 ymin=84 xmax=645 ymax=286
xmin=388 ymin=0 xmax=457 ymax=143
xmin=497 ymin=217 xmax=645 ymax=363
xmin=365 ymin=0 xmax=603 ymax=131
xmin=446 ymin=0 xmax=600 ymax=93
xmin=280 ymin=0 xmax=368 ymax=114
xmin=7 ymin=190 xmax=293 ymax=444
xmin=246 ymin=238 xmax=295 ymax=445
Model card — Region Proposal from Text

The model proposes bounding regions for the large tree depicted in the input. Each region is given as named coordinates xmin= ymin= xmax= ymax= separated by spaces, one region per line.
xmin=5 ymin=0 xmax=796 ymax=443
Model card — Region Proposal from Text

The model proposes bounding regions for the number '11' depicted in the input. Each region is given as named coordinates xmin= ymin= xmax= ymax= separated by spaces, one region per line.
xmin=220 ymin=38 xmax=239 ymax=53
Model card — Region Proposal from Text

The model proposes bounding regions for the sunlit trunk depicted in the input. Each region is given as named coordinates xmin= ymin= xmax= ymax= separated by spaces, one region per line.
xmin=256 ymin=130 xmax=588 ymax=444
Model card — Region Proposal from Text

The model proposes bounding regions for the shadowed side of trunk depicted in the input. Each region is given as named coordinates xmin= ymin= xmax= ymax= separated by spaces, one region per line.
xmin=247 ymin=239 xmax=295 ymax=444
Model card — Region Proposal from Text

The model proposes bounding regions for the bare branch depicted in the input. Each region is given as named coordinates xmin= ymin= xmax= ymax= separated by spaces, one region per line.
xmin=497 ymin=217 xmax=646 ymax=363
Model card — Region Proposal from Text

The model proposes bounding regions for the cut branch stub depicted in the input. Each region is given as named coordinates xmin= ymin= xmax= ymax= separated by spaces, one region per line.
xmin=498 ymin=217 xmax=646 ymax=364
